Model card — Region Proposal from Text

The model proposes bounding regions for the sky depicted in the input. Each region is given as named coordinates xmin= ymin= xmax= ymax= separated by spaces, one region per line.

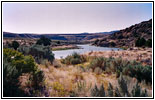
xmin=2 ymin=2 xmax=152 ymax=34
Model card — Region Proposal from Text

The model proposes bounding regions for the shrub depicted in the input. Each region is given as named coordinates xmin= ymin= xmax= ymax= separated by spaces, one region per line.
xmin=3 ymin=57 xmax=28 ymax=97
xmin=3 ymin=48 xmax=37 ymax=73
xmin=36 ymin=36 xmax=51 ymax=46
xmin=90 ymin=76 xmax=149 ymax=97
xmin=50 ymin=82 xmax=66 ymax=97
xmin=18 ymin=46 xmax=30 ymax=55
xmin=117 ymin=75 xmax=148 ymax=97
xmin=107 ymin=83 xmax=113 ymax=97
xmin=118 ymin=75 xmax=130 ymax=97
xmin=91 ymin=84 xmax=105 ymax=97
xmin=31 ymin=70 xmax=45 ymax=90
xmin=3 ymin=48 xmax=45 ymax=97
xmin=122 ymin=64 xmax=152 ymax=84
xmin=88 ymin=57 xmax=130 ymax=74
xmin=114 ymin=87 xmax=121 ymax=97
xmin=131 ymin=82 xmax=148 ymax=97
xmin=94 ymin=67 xmax=103 ymax=75
xmin=88 ymin=57 xmax=106 ymax=71
xmin=29 ymin=45 xmax=54 ymax=63
xmin=70 ymin=80 xmax=92 ymax=97
xmin=61 ymin=52 xmax=86 ymax=65
xmin=52 ymin=60 xmax=62 ymax=68
xmin=88 ymin=56 xmax=151 ymax=85
xmin=12 ymin=41 xmax=19 ymax=50
xmin=18 ymin=45 xmax=55 ymax=64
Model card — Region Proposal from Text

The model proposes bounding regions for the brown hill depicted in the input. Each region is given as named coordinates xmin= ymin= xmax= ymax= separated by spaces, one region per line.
xmin=93 ymin=19 xmax=152 ymax=47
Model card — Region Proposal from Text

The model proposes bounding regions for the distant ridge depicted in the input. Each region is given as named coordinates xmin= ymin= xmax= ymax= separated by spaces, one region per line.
xmin=3 ymin=31 xmax=115 ymax=41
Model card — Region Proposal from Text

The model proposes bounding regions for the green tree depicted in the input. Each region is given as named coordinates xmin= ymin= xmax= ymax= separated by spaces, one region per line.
xmin=57 ymin=41 xmax=61 ymax=44
xmin=36 ymin=36 xmax=51 ymax=46
xmin=145 ymin=39 xmax=152 ymax=47
xmin=135 ymin=37 xmax=146 ymax=47
xmin=12 ymin=41 xmax=19 ymax=50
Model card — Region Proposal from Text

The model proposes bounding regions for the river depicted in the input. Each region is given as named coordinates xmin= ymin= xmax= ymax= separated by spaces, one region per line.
xmin=52 ymin=44 xmax=122 ymax=59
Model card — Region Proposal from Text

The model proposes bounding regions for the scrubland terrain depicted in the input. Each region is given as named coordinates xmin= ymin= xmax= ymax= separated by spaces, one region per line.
xmin=3 ymin=40 xmax=152 ymax=97
xmin=85 ymin=48 xmax=152 ymax=66
xmin=3 ymin=19 xmax=152 ymax=97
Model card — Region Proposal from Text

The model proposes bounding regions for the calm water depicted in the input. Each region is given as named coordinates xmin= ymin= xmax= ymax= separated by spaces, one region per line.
xmin=53 ymin=44 xmax=122 ymax=59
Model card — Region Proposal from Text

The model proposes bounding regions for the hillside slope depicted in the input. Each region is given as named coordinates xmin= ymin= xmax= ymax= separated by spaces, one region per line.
xmin=93 ymin=19 xmax=152 ymax=47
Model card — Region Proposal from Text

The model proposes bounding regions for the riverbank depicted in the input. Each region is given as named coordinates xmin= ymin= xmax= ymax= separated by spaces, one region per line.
xmin=52 ymin=45 xmax=80 ymax=51
xmin=84 ymin=47 xmax=152 ymax=66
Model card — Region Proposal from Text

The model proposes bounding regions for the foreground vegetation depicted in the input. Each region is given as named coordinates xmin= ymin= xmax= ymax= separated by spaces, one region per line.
xmin=3 ymin=38 xmax=152 ymax=97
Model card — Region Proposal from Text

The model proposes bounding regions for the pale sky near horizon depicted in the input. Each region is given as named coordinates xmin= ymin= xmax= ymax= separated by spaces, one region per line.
xmin=2 ymin=2 xmax=152 ymax=34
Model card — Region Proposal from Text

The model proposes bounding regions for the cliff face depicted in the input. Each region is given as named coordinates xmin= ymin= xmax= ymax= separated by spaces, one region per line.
xmin=93 ymin=19 xmax=152 ymax=47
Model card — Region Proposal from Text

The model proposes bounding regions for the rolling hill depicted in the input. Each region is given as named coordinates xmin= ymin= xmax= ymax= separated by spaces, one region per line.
xmin=93 ymin=19 xmax=152 ymax=47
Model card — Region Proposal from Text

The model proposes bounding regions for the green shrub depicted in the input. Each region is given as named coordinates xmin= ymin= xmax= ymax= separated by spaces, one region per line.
xmin=122 ymin=65 xmax=152 ymax=84
xmin=88 ymin=57 xmax=106 ymax=71
xmin=107 ymin=83 xmax=113 ymax=97
xmin=114 ymin=87 xmax=121 ymax=97
xmin=61 ymin=52 xmax=86 ymax=65
xmin=117 ymin=75 xmax=148 ymax=97
xmin=29 ymin=45 xmax=54 ymax=63
xmin=18 ymin=46 xmax=30 ymax=55
xmin=88 ymin=57 xmax=130 ymax=74
xmin=3 ymin=48 xmax=37 ymax=73
xmin=131 ymin=82 xmax=148 ymax=97
xmin=118 ymin=75 xmax=130 ymax=97
xmin=88 ymin=56 xmax=151 ymax=84
xmin=3 ymin=57 xmax=28 ymax=97
xmin=90 ymin=76 xmax=149 ymax=97
xmin=91 ymin=84 xmax=105 ymax=97
xmin=3 ymin=48 xmax=45 ymax=97
xmin=18 ymin=45 xmax=54 ymax=64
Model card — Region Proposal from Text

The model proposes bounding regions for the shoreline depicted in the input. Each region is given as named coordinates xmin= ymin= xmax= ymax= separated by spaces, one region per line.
xmin=52 ymin=45 xmax=80 ymax=51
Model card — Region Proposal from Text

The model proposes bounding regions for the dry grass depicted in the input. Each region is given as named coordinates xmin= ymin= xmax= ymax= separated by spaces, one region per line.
xmin=38 ymin=62 xmax=121 ymax=97
xmin=85 ymin=48 xmax=152 ymax=66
